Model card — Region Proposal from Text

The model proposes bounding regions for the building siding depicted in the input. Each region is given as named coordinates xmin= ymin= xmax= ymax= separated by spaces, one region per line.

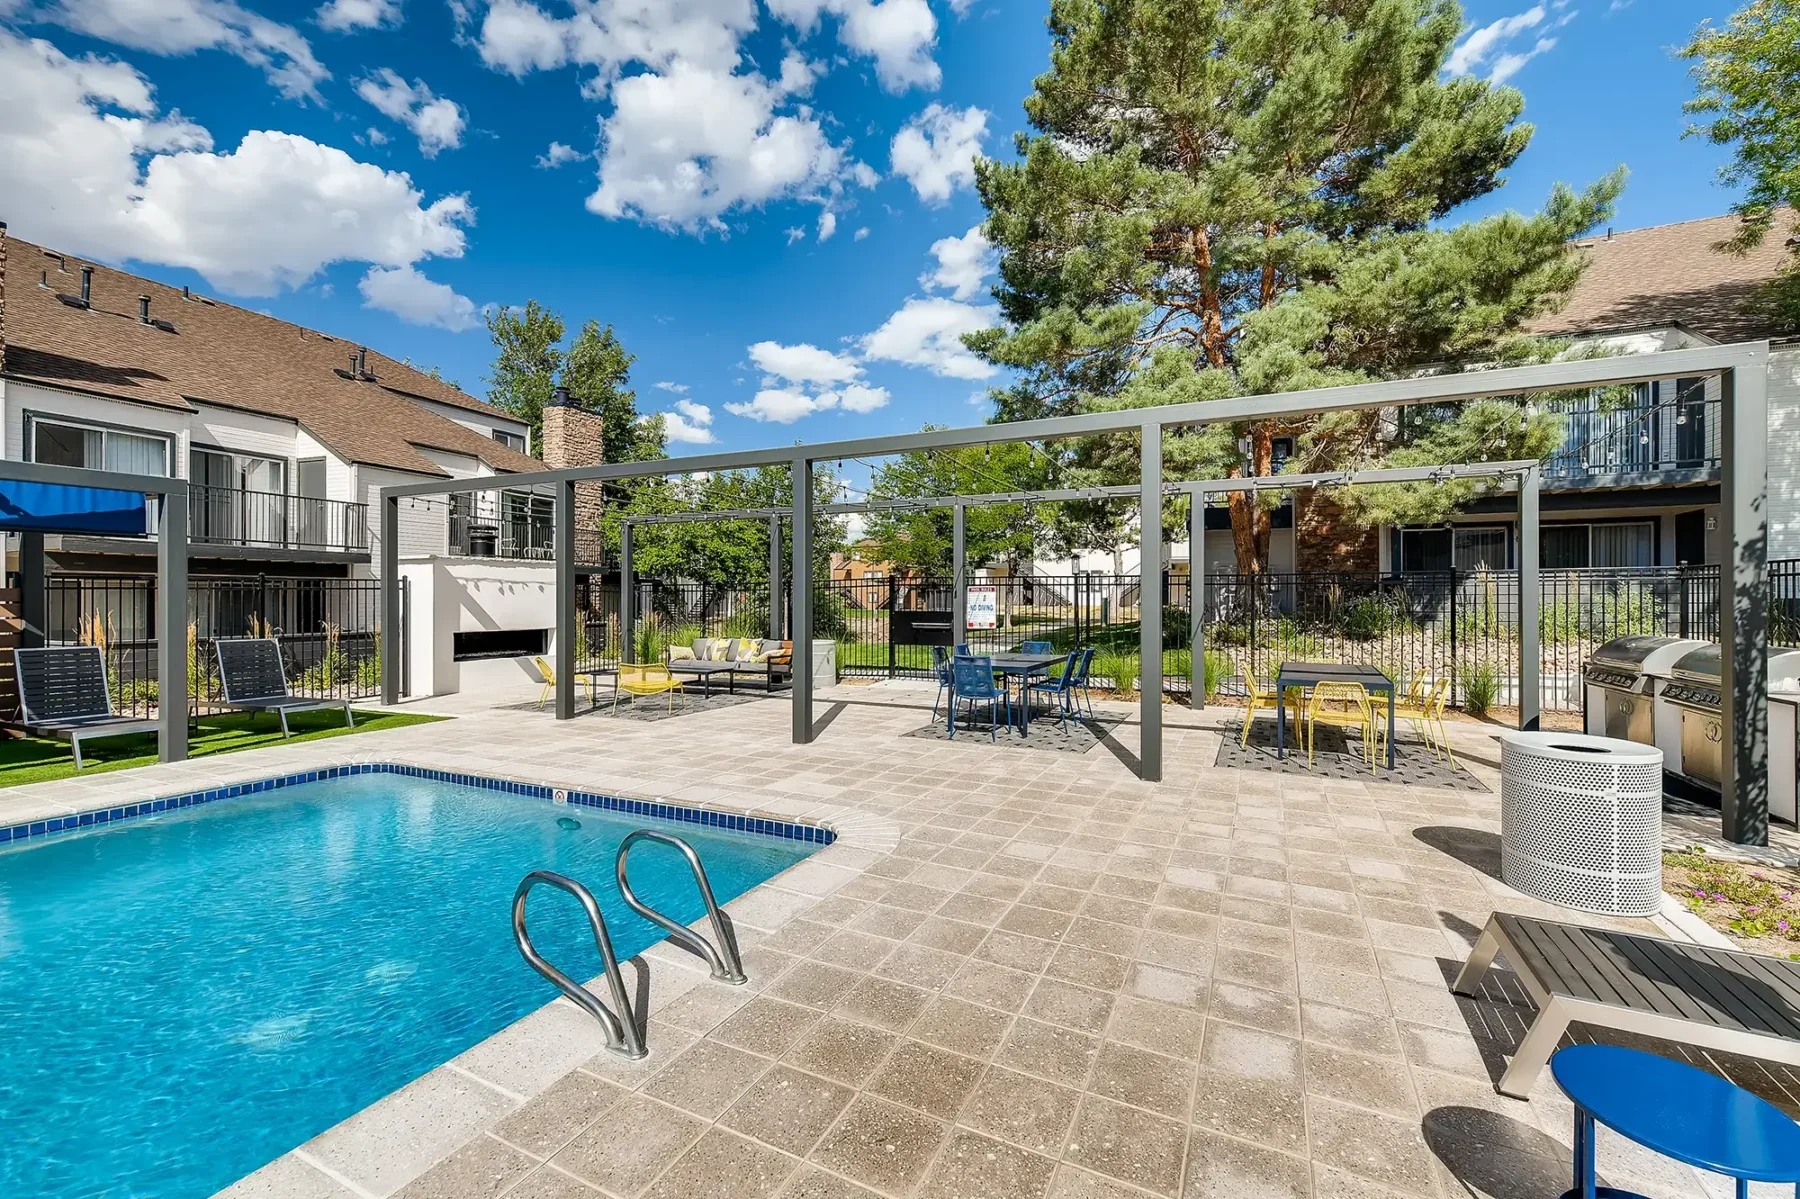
xmin=1768 ymin=347 xmax=1800 ymax=559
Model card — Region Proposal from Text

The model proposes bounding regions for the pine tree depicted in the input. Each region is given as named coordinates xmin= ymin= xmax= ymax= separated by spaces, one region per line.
xmin=970 ymin=0 xmax=1624 ymax=571
xmin=484 ymin=304 xmax=664 ymax=463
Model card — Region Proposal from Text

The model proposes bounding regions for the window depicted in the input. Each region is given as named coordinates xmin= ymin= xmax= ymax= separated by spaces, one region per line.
xmin=1539 ymin=522 xmax=1654 ymax=568
xmin=1399 ymin=526 xmax=1509 ymax=572
xmin=190 ymin=448 xmax=286 ymax=494
xmin=493 ymin=429 xmax=527 ymax=453
xmin=32 ymin=418 xmax=169 ymax=475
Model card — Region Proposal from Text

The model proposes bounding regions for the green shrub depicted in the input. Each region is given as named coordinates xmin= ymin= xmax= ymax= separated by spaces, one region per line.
xmin=1210 ymin=622 xmax=1251 ymax=647
xmin=1093 ymin=649 xmax=1138 ymax=695
xmin=1589 ymin=587 xmax=1663 ymax=637
xmin=720 ymin=609 xmax=766 ymax=639
xmin=1163 ymin=649 xmax=1191 ymax=690
xmin=1335 ymin=594 xmax=1398 ymax=641
xmin=1203 ymin=649 xmax=1235 ymax=699
xmin=1461 ymin=660 xmax=1500 ymax=717
xmin=1539 ymin=598 xmax=1581 ymax=646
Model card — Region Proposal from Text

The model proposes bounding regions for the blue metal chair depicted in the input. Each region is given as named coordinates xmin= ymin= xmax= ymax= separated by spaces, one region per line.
xmin=1028 ymin=650 xmax=1080 ymax=730
xmin=948 ymin=657 xmax=1012 ymax=741
xmin=953 ymin=642 xmax=972 ymax=658
xmin=1067 ymin=647 xmax=1098 ymax=718
xmin=1019 ymin=640 xmax=1053 ymax=653
xmin=930 ymin=645 xmax=953 ymax=718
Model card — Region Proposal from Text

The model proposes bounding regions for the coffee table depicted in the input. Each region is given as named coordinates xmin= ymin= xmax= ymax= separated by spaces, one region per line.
xmin=1552 ymin=1043 xmax=1800 ymax=1199
xmin=667 ymin=660 xmax=737 ymax=698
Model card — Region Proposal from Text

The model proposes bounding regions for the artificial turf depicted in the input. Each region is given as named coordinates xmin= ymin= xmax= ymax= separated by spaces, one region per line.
xmin=0 ymin=709 xmax=446 ymax=788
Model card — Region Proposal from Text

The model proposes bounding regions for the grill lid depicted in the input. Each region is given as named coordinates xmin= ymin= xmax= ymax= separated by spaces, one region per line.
xmin=1671 ymin=644 xmax=1721 ymax=687
xmin=1585 ymin=635 xmax=1709 ymax=690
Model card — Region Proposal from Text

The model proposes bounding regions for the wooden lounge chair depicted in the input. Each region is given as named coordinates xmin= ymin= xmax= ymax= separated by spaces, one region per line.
xmin=1454 ymin=912 xmax=1800 ymax=1098
xmin=215 ymin=637 xmax=354 ymax=737
xmin=12 ymin=645 xmax=159 ymax=770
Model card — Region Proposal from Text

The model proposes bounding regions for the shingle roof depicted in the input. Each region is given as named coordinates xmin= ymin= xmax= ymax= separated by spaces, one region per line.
xmin=1528 ymin=210 xmax=1798 ymax=344
xmin=0 ymin=235 xmax=540 ymax=477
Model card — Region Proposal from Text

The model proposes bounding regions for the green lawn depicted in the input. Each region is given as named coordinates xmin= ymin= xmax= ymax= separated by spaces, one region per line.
xmin=0 ymin=709 xmax=446 ymax=789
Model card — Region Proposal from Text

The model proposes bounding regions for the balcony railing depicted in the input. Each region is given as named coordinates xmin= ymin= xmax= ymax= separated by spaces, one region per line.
xmin=188 ymin=484 xmax=370 ymax=553
xmin=1541 ymin=392 xmax=1720 ymax=482
xmin=449 ymin=512 xmax=555 ymax=560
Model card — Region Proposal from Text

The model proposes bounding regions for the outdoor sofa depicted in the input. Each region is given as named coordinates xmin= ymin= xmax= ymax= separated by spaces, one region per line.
xmin=667 ymin=637 xmax=792 ymax=690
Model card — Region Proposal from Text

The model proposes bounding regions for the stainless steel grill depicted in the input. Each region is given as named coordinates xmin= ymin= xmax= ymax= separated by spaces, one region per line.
xmin=1582 ymin=636 xmax=1708 ymax=745
xmin=1658 ymin=646 xmax=1800 ymax=795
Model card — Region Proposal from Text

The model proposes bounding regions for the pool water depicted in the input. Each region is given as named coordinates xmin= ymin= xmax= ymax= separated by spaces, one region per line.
xmin=0 ymin=774 xmax=818 ymax=1199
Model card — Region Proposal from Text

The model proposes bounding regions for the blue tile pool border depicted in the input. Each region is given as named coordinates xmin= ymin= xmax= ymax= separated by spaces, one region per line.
xmin=0 ymin=763 xmax=837 ymax=849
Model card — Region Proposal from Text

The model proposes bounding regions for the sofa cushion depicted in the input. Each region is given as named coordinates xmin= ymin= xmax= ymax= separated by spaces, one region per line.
xmin=693 ymin=638 xmax=718 ymax=661
xmin=668 ymin=645 xmax=696 ymax=661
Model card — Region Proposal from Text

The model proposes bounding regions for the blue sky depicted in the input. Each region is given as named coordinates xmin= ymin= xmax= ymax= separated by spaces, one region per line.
xmin=0 ymin=0 xmax=1747 ymax=464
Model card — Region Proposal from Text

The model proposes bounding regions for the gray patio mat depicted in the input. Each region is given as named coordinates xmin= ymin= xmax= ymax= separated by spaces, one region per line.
xmin=1216 ymin=721 xmax=1488 ymax=790
xmin=904 ymin=711 xmax=1125 ymax=754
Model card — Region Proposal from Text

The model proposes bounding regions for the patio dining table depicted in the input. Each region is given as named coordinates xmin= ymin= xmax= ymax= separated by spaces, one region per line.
xmin=1274 ymin=661 xmax=1397 ymax=769
xmin=979 ymin=651 xmax=1066 ymax=737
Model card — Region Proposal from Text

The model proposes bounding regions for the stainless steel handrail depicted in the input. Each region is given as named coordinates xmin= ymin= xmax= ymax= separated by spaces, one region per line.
xmin=512 ymin=869 xmax=647 ymax=1059
xmin=615 ymin=830 xmax=747 ymax=984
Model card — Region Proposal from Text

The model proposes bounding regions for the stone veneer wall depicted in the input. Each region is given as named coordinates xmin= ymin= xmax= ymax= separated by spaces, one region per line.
xmin=540 ymin=402 xmax=606 ymax=533
xmin=1295 ymin=490 xmax=1380 ymax=573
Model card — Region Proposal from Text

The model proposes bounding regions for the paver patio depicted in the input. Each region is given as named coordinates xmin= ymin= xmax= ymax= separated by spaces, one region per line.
xmin=3 ymin=677 xmax=1784 ymax=1199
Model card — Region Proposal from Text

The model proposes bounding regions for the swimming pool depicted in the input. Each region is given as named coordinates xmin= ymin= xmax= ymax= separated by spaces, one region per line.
xmin=0 ymin=770 xmax=821 ymax=1199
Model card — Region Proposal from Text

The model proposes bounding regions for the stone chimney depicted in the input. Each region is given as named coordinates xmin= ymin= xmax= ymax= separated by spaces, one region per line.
xmin=540 ymin=386 xmax=606 ymax=533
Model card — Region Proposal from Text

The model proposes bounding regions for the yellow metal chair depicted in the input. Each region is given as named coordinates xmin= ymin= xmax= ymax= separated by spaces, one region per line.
xmin=1304 ymin=681 xmax=1379 ymax=773
xmin=615 ymin=662 xmax=686 ymax=713
xmin=1240 ymin=667 xmax=1302 ymax=747
xmin=533 ymin=656 xmax=593 ymax=710
xmin=1391 ymin=677 xmax=1455 ymax=767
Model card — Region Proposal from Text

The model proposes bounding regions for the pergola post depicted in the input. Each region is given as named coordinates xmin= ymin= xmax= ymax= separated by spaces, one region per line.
xmin=1721 ymin=354 xmax=1771 ymax=845
xmin=792 ymin=456 xmax=815 ymax=741
xmin=1190 ymin=492 xmax=1204 ymax=711
xmin=769 ymin=514 xmax=784 ymax=640
xmin=620 ymin=520 xmax=635 ymax=664
xmin=1140 ymin=421 xmax=1163 ymax=781
xmin=1518 ymin=464 xmax=1540 ymax=732
xmin=381 ymin=494 xmax=400 ymax=705
xmin=953 ymin=502 xmax=967 ymax=645
xmin=19 ymin=531 xmax=45 ymax=649
xmin=157 ymin=487 xmax=188 ymax=763
xmin=555 ymin=479 xmax=576 ymax=720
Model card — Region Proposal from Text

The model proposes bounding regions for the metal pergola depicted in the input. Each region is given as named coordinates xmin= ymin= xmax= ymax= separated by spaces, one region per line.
xmin=379 ymin=341 xmax=1773 ymax=845
xmin=3 ymin=458 xmax=191 ymax=762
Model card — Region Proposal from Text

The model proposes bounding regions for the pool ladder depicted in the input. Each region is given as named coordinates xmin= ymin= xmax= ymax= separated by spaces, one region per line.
xmin=511 ymin=830 xmax=747 ymax=1060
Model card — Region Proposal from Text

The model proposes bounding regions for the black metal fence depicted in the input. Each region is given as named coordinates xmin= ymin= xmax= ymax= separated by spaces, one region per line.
xmin=41 ymin=574 xmax=394 ymax=718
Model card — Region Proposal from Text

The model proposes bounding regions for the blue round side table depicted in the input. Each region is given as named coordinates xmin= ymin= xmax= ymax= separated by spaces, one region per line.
xmin=1552 ymin=1044 xmax=1800 ymax=1199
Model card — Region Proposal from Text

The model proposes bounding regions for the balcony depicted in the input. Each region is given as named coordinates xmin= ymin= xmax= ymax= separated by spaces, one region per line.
xmin=449 ymin=511 xmax=554 ymax=560
xmin=188 ymin=484 xmax=370 ymax=554
xmin=1540 ymin=390 xmax=1720 ymax=486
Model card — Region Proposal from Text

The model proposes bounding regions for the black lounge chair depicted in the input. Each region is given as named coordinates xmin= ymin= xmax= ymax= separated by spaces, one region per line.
xmin=12 ymin=645 xmax=159 ymax=770
xmin=215 ymin=637 xmax=354 ymax=737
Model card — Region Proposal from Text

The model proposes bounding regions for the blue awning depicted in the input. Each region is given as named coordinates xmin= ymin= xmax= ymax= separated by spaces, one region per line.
xmin=0 ymin=480 xmax=149 ymax=535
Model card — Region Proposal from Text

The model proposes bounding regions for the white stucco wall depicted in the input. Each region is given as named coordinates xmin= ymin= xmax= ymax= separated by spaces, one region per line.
xmin=1767 ymin=347 xmax=1800 ymax=561
xmin=398 ymin=558 xmax=557 ymax=696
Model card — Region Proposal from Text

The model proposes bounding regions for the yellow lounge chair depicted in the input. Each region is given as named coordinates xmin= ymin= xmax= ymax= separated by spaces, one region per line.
xmin=1240 ymin=666 xmax=1302 ymax=747
xmin=1305 ymin=681 xmax=1379 ymax=773
xmin=533 ymin=656 xmax=593 ymax=710
xmin=615 ymin=662 xmax=686 ymax=713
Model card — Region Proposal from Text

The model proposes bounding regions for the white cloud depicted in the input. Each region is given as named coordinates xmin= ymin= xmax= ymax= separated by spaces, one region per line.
xmin=25 ymin=0 xmax=328 ymax=99
xmin=358 ymin=264 xmax=478 ymax=330
xmin=587 ymin=60 xmax=843 ymax=230
xmin=765 ymin=0 xmax=939 ymax=92
xmin=0 ymin=29 xmax=473 ymax=296
xmin=817 ymin=211 xmax=837 ymax=242
xmin=921 ymin=224 xmax=992 ymax=300
xmin=749 ymin=340 xmax=862 ymax=385
xmin=890 ymin=103 xmax=986 ymax=203
xmin=786 ymin=226 xmax=807 ymax=244
xmin=477 ymin=0 xmax=755 ymax=78
xmin=364 ymin=125 xmax=389 ymax=145
xmin=317 ymin=0 xmax=401 ymax=32
xmin=654 ymin=380 xmax=690 ymax=392
xmin=653 ymin=397 xmax=716 ymax=442
xmin=1446 ymin=4 xmax=1573 ymax=81
xmin=356 ymin=68 xmax=465 ymax=157
xmin=861 ymin=296 xmax=997 ymax=379
xmin=853 ymin=226 xmax=870 ymax=241
xmin=536 ymin=140 xmax=587 ymax=168
xmin=725 ymin=383 xmax=888 ymax=423
xmin=1489 ymin=36 xmax=1558 ymax=83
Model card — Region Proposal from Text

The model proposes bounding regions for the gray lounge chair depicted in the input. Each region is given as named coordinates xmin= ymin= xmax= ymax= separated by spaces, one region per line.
xmin=1454 ymin=912 xmax=1800 ymax=1097
xmin=12 ymin=645 xmax=159 ymax=770
xmin=215 ymin=637 xmax=354 ymax=737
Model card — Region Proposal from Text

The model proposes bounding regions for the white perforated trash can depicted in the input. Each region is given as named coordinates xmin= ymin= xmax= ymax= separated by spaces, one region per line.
xmin=1499 ymin=731 xmax=1664 ymax=917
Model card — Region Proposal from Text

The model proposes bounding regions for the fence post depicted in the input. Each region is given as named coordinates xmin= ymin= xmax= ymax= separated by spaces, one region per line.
xmin=887 ymin=579 xmax=896 ymax=679
xmin=1679 ymin=567 xmax=1691 ymax=639
xmin=1447 ymin=567 xmax=1457 ymax=706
